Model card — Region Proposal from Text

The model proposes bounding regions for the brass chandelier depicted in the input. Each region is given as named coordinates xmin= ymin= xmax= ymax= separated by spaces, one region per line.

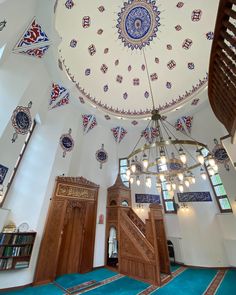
xmin=126 ymin=49 xmax=218 ymax=193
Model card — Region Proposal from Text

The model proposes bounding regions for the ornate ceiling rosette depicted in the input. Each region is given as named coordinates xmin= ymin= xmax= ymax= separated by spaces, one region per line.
xmin=117 ymin=0 xmax=161 ymax=50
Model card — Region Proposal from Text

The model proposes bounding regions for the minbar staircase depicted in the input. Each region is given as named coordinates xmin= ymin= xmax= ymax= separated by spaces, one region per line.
xmin=106 ymin=175 xmax=171 ymax=286
xmin=209 ymin=0 xmax=236 ymax=144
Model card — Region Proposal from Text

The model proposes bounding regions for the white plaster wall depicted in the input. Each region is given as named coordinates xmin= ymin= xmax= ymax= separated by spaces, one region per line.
xmin=0 ymin=103 xmax=83 ymax=288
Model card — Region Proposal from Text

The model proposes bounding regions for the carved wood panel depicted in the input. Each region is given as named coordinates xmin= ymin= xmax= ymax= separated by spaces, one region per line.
xmin=34 ymin=200 xmax=67 ymax=284
xmin=34 ymin=176 xmax=99 ymax=285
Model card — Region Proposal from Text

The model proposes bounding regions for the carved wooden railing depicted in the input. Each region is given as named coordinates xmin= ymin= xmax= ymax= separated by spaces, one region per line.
xmin=118 ymin=208 xmax=160 ymax=285
xmin=208 ymin=0 xmax=236 ymax=142
xmin=127 ymin=208 xmax=146 ymax=235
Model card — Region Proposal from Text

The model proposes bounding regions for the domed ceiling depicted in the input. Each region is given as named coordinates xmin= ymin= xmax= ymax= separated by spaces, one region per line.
xmin=55 ymin=0 xmax=219 ymax=118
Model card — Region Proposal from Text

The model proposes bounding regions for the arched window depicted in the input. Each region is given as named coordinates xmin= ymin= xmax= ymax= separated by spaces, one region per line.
xmin=0 ymin=120 xmax=36 ymax=207
xmin=121 ymin=200 xmax=129 ymax=207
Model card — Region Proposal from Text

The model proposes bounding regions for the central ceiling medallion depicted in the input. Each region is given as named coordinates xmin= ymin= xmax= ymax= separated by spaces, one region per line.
xmin=117 ymin=0 xmax=160 ymax=50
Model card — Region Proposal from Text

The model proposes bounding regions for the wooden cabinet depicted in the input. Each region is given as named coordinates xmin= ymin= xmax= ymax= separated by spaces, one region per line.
xmin=34 ymin=177 xmax=99 ymax=285
xmin=0 ymin=232 xmax=36 ymax=271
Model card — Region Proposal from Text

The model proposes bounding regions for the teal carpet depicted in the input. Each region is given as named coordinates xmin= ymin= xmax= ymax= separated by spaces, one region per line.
xmin=0 ymin=284 xmax=63 ymax=295
xmin=84 ymin=276 xmax=149 ymax=295
xmin=216 ymin=270 xmax=236 ymax=295
xmin=55 ymin=268 xmax=117 ymax=289
xmin=152 ymin=268 xmax=217 ymax=295
xmin=1 ymin=267 xmax=235 ymax=295
xmin=170 ymin=264 xmax=181 ymax=273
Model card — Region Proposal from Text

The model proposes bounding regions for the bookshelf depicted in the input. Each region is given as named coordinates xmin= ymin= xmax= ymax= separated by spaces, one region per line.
xmin=0 ymin=232 xmax=36 ymax=271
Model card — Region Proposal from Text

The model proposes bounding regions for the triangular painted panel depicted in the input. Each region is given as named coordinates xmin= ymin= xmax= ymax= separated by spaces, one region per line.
xmin=87 ymin=116 xmax=97 ymax=133
xmin=82 ymin=114 xmax=93 ymax=132
xmin=50 ymin=83 xmax=67 ymax=105
xmin=175 ymin=118 xmax=184 ymax=132
xmin=182 ymin=116 xmax=193 ymax=133
xmin=142 ymin=127 xmax=159 ymax=143
xmin=119 ymin=127 xmax=127 ymax=143
xmin=82 ymin=115 xmax=97 ymax=133
xmin=111 ymin=127 xmax=127 ymax=143
xmin=51 ymin=93 xmax=70 ymax=109
xmin=16 ymin=19 xmax=49 ymax=48
xmin=18 ymin=45 xmax=49 ymax=59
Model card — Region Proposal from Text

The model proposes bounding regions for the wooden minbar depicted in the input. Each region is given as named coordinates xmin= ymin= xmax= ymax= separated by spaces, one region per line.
xmin=106 ymin=174 xmax=170 ymax=286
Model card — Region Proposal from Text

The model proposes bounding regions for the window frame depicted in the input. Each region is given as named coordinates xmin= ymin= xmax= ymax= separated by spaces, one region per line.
xmin=119 ymin=158 xmax=130 ymax=188
xmin=158 ymin=164 xmax=177 ymax=214
xmin=200 ymin=148 xmax=232 ymax=213
xmin=0 ymin=120 xmax=36 ymax=207
xmin=160 ymin=181 xmax=177 ymax=214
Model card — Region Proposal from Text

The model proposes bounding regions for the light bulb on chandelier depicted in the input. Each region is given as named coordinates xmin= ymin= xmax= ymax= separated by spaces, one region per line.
xmin=208 ymin=155 xmax=216 ymax=167
xmin=179 ymin=147 xmax=187 ymax=164
xmin=142 ymin=153 xmax=149 ymax=169
xmin=178 ymin=173 xmax=184 ymax=181
xmin=136 ymin=176 xmax=141 ymax=186
xmin=131 ymin=159 xmax=136 ymax=173
xmin=197 ymin=150 xmax=205 ymax=165
xmin=200 ymin=167 xmax=207 ymax=180
xmin=179 ymin=184 xmax=184 ymax=193
xmin=184 ymin=179 xmax=190 ymax=187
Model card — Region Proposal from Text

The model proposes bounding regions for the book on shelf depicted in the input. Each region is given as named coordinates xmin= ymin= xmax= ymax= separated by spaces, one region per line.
xmin=0 ymin=231 xmax=36 ymax=271
xmin=15 ymin=261 xmax=29 ymax=269
xmin=0 ymin=258 xmax=13 ymax=270
xmin=0 ymin=233 xmax=35 ymax=245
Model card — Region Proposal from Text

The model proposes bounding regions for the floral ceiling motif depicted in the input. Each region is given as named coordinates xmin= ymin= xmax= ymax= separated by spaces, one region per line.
xmin=55 ymin=0 xmax=218 ymax=118
xmin=116 ymin=0 xmax=161 ymax=50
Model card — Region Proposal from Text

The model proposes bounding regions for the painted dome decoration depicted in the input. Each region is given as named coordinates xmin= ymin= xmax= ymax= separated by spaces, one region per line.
xmin=117 ymin=0 xmax=161 ymax=50
xmin=55 ymin=0 xmax=219 ymax=118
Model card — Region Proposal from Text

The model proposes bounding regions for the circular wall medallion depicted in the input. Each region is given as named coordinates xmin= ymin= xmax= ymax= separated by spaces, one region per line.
xmin=117 ymin=0 xmax=160 ymax=50
xmin=96 ymin=144 xmax=108 ymax=168
xmin=212 ymin=145 xmax=229 ymax=163
xmin=60 ymin=128 xmax=74 ymax=157
xmin=61 ymin=136 xmax=73 ymax=150
xmin=11 ymin=105 xmax=32 ymax=135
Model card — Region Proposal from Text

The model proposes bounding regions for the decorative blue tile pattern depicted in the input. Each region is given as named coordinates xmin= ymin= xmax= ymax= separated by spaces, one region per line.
xmin=135 ymin=194 xmax=161 ymax=203
xmin=117 ymin=0 xmax=160 ymax=50
xmin=0 ymin=164 xmax=8 ymax=185
xmin=177 ymin=192 xmax=212 ymax=202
